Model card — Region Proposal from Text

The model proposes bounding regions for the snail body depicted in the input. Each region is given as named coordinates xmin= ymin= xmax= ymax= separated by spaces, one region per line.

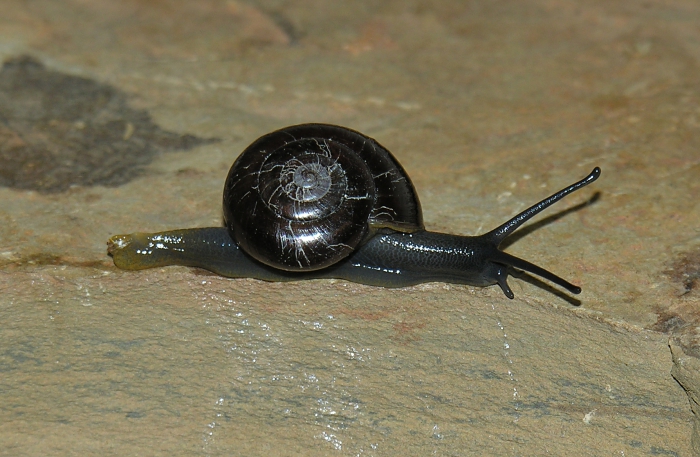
xmin=108 ymin=124 xmax=600 ymax=298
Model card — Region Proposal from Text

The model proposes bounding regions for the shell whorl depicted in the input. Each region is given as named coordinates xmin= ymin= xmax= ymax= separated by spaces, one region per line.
xmin=223 ymin=124 xmax=423 ymax=271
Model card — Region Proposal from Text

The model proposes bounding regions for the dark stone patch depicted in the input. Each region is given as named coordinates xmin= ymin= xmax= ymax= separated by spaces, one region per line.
xmin=267 ymin=11 xmax=302 ymax=44
xmin=0 ymin=55 xmax=219 ymax=193
xmin=651 ymin=249 xmax=700 ymax=333
xmin=665 ymin=248 xmax=700 ymax=294
xmin=649 ymin=446 xmax=680 ymax=456
xmin=649 ymin=311 xmax=687 ymax=333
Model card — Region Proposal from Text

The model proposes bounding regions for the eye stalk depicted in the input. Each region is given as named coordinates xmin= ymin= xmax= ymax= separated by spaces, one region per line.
xmin=486 ymin=167 xmax=601 ymax=244
xmin=485 ymin=167 xmax=601 ymax=298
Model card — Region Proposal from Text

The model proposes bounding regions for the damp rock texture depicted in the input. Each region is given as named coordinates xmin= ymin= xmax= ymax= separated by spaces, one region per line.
xmin=1 ymin=0 xmax=700 ymax=456
xmin=0 ymin=56 xmax=217 ymax=193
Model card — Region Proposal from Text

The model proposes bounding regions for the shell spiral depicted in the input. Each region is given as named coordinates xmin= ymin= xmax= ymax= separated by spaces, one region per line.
xmin=223 ymin=124 xmax=424 ymax=271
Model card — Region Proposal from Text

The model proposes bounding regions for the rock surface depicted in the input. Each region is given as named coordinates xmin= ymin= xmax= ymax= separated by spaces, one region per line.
xmin=0 ymin=0 xmax=698 ymax=455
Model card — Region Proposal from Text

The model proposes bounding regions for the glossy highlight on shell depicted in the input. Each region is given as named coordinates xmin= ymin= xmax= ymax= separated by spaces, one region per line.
xmin=222 ymin=124 xmax=422 ymax=271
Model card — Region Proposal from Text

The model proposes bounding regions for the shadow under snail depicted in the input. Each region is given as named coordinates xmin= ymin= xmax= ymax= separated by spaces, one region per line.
xmin=107 ymin=123 xmax=600 ymax=299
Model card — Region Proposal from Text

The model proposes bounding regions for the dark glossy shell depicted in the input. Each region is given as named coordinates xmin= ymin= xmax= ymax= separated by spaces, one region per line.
xmin=223 ymin=124 xmax=423 ymax=271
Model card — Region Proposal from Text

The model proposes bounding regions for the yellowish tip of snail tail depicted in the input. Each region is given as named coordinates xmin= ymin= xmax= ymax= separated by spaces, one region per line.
xmin=107 ymin=233 xmax=146 ymax=270
xmin=107 ymin=234 xmax=131 ymax=253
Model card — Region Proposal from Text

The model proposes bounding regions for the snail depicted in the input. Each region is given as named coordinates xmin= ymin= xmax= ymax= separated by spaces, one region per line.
xmin=107 ymin=123 xmax=600 ymax=298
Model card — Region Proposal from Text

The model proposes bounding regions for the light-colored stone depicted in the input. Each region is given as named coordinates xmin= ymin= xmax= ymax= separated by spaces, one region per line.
xmin=1 ymin=0 xmax=699 ymax=455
